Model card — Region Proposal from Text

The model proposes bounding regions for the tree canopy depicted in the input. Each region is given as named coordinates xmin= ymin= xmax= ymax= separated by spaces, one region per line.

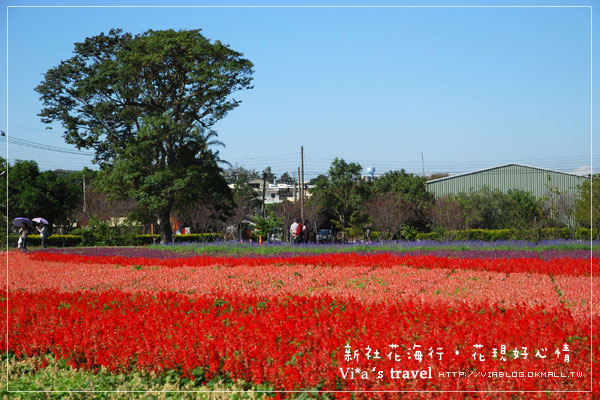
xmin=310 ymin=158 xmax=367 ymax=231
xmin=277 ymin=172 xmax=294 ymax=185
xmin=372 ymin=169 xmax=431 ymax=203
xmin=36 ymin=28 xmax=254 ymax=243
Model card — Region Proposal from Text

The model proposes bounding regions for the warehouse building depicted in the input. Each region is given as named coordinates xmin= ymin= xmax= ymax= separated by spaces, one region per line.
xmin=426 ymin=163 xmax=589 ymax=199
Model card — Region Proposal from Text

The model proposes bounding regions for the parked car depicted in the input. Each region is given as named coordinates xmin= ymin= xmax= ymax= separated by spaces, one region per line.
xmin=268 ymin=233 xmax=283 ymax=243
xmin=316 ymin=229 xmax=333 ymax=244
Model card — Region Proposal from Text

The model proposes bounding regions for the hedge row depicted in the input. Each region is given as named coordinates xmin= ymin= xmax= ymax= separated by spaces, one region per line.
xmin=7 ymin=233 xmax=223 ymax=248
xmin=8 ymin=235 xmax=83 ymax=248
xmin=415 ymin=228 xmax=596 ymax=241
xmin=574 ymin=228 xmax=599 ymax=241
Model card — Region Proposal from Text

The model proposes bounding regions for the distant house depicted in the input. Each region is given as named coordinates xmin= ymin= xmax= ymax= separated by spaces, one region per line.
xmin=426 ymin=164 xmax=588 ymax=199
xmin=233 ymin=179 xmax=313 ymax=204
xmin=247 ymin=179 xmax=264 ymax=190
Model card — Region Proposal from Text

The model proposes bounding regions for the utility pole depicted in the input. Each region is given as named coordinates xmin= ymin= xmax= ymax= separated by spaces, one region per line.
xmin=83 ymin=172 xmax=87 ymax=213
xmin=262 ymin=170 xmax=267 ymax=218
xmin=297 ymin=167 xmax=301 ymax=217
xmin=300 ymin=146 xmax=305 ymax=222
xmin=421 ymin=152 xmax=425 ymax=177
xmin=293 ymin=171 xmax=297 ymax=203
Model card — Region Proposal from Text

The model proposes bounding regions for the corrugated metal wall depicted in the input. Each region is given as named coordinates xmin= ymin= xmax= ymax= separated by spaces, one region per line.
xmin=426 ymin=164 xmax=588 ymax=199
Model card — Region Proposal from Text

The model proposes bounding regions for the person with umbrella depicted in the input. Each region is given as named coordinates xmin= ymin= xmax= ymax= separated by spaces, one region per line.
xmin=34 ymin=218 xmax=49 ymax=249
xmin=12 ymin=218 xmax=31 ymax=252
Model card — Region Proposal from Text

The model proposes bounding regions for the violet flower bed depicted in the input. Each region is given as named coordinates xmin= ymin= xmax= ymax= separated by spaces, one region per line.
xmin=39 ymin=247 xmax=597 ymax=260
xmin=41 ymin=247 xmax=197 ymax=259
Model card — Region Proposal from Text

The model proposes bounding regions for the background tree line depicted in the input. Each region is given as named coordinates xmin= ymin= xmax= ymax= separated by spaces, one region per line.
xmin=2 ymin=156 xmax=596 ymax=241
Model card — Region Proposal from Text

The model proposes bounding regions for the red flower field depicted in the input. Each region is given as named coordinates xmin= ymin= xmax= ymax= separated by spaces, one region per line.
xmin=2 ymin=250 xmax=597 ymax=398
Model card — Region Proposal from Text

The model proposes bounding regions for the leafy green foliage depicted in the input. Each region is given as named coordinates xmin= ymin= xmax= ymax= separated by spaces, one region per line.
xmin=277 ymin=172 xmax=294 ymax=185
xmin=80 ymin=215 xmax=118 ymax=246
xmin=575 ymin=175 xmax=599 ymax=236
xmin=7 ymin=232 xmax=223 ymax=248
xmin=331 ymin=211 xmax=369 ymax=242
xmin=1 ymin=159 xmax=82 ymax=230
xmin=8 ymin=234 xmax=83 ymax=248
xmin=366 ymin=170 xmax=433 ymax=235
xmin=2 ymin=354 xmax=275 ymax=398
xmin=253 ymin=212 xmax=283 ymax=239
xmin=372 ymin=169 xmax=431 ymax=204
xmin=575 ymin=227 xmax=598 ymax=240
xmin=434 ymin=188 xmax=543 ymax=231
xmin=36 ymin=29 xmax=254 ymax=244
xmin=416 ymin=227 xmax=571 ymax=241
xmin=310 ymin=158 xmax=368 ymax=231
xmin=262 ymin=166 xmax=276 ymax=183
xmin=400 ymin=225 xmax=419 ymax=241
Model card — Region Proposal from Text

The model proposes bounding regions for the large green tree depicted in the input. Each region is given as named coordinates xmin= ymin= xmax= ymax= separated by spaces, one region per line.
xmin=311 ymin=158 xmax=368 ymax=232
xmin=372 ymin=169 xmax=431 ymax=203
xmin=371 ymin=169 xmax=432 ymax=229
xmin=36 ymin=29 xmax=254 ymax=243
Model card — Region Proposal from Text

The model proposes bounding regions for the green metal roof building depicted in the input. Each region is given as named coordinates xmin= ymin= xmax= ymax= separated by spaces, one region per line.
xmin=426 ymin=164 xmax=589 ymax=199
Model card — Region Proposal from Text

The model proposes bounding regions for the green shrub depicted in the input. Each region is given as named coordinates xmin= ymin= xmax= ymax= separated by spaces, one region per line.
xmin=135 ymin=235 xmax=160 ymax=245
xmin=416 ymin=232 xmax=442 ymax=241
xmin=400 ymin=225 xmax=418 ymax=241
xmin=416 ymin=228 xmax=574 ymax=242
xmin=7 ymin=232 xmax=222 ymax=248
xmin=47 ymin=235 xmax=83 ymax=247
xmin=369 ymin=231 xmax=381 ymax=241
xmin=80 ymin=216 xmax=118 ymax=246
xmin=575 ymin=227 xmax=597 ymax=241
xmin=173 ymin=233 xmax=223 ymax=243
xmin=443 ymin=229 xmax=511 ymax=241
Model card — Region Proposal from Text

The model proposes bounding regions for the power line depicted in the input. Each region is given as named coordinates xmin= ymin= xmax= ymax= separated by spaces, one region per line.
xmin=6 ymin=136 xmax=96 ymax=156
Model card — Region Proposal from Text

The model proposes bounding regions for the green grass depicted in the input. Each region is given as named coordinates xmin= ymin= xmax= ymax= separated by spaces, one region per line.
xmin=1 ymin=355 xmax=280 ymax=399
xmin=149 ymin=241 xmax=598 ymax=256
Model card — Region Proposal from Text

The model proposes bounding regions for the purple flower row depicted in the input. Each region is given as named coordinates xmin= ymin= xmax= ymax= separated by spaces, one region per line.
xmin=41 ymin=247 xmax=597 ymax=260
xmin=42 ymin=247 xmax=197 ymax=259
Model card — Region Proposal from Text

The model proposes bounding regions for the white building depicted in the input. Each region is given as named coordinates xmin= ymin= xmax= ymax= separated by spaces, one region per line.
xmin=230 ymin=179 xmax=313 ymax=204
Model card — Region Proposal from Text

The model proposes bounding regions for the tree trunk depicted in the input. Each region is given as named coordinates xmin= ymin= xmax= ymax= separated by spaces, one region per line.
xmin=159 ymin=208 xmax=173 ymax=245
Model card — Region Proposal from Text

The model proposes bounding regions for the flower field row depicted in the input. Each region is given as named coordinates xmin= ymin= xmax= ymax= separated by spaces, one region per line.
xmin=27 ymin=251 xmax=597 ymax=276
xmin=7 ymin=253 xmax=598 ymax=318
xmin=46 ymin=247 xmax=599 ymax=260
xmin=3 ymin=290 xmax=596 ymax=396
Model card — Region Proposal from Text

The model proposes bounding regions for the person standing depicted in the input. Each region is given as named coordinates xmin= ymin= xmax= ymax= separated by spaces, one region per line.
xmin=290 ymin=220 xmax=298 ymax=244
xmin=19 ymin=226 xmax=28 ymax=252
xmin=37 ymin=223 xmax=49 ymax=249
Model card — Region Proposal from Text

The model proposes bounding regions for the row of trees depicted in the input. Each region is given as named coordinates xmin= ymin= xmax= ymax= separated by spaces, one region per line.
xmin=2 ymin=159 xmax=82 ymax=233
xmin=2 ymin=156 xmax=596 ymax=241
xmin=247 ymin=160 xmax=596 ymax=242
xmin=2 ymin=159 xmax=140 ymax=236
xmin=198 ymin=159 xmax=596 ymax=242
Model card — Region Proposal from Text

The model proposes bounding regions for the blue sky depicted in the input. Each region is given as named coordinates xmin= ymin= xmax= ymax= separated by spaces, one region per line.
xmin=0 ymin=0 xmax=595 ymax=180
